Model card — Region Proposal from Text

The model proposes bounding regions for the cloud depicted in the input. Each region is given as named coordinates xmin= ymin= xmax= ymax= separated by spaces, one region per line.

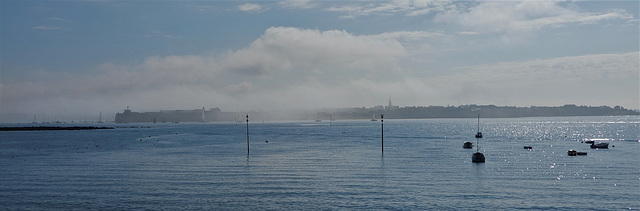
xmin=278 ymin=0 xmax=317 ymax=9
xmin=2 ymin=23 xmax=637 ymax=122
xmin=32 ymin=25 xmax=61 ymax=30
xmin=418 ymin=52 xmax=640 ymax=107
xmin=223 ymin=27 xmax=406 ymax=77
xmin=0 ymin=27 xmax=408 ymax=119
xmin=457 ymin=31 xmax=479 ymax=35
xmin=237 ymin=51 xmax=639 ymax=110
xmin=238 ymin=3 xmax=266 ymax=13
xmin=326 ymin=0 xmax=453 ymax=18
xmin=434 ymin=1 xmax=634 ymax=34
xmin=372 ymin=31 xmax=443 ymax=41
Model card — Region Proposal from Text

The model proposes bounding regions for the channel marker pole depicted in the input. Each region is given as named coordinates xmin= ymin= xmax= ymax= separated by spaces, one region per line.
xmin=381 ymin=114 xmax=384 ymax=153
xmin=246 ymin=114 xmax=249 ymax=155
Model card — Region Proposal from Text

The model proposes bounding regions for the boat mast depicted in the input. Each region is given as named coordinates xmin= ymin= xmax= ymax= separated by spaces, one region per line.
xmin=472 ymin=113 xmax=486 ymax=163
xmin=476 ymin=114 xmax=481 ymax=152
xmin=477 ymin=114 xmax=480 ymax=133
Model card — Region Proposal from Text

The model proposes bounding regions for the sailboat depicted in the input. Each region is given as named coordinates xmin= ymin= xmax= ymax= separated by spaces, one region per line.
xmin=371 ymin=113 xmax=377 ymax=121
xmin=236 ymin=115 xmax=244 ymax=124
xmin=472 ymin=114 xmax=485 ymax=163
xmin=97 ymin=112 xmax=104 ymax=123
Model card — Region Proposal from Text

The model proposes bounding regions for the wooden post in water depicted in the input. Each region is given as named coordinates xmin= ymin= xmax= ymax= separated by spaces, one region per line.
xmin=381 ymin=114 xmax=384 ymax=153
xmin=246 ymin=114 xmax=249 ymax=155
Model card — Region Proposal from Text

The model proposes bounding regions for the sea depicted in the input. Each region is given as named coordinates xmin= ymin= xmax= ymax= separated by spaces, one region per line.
xmin=1 ymin=116 xmax=638 ymax=210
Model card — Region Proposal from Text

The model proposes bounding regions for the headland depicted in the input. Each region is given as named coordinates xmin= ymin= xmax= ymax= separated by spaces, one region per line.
xmin=0 ymin=126 xmax=115 ymax=131
xmin=114 ymin=104 xmax=638 ymax=123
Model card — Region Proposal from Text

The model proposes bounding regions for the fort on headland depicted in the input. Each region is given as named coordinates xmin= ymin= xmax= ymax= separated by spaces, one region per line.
xmin=114 ymin=103 xmax=639 ymax=123
xmin=115 ymin=107 xmax=222 ymax=123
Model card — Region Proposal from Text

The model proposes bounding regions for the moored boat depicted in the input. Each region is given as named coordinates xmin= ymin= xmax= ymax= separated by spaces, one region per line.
xmin=590 ymin=142 xmax=609 ymax=149
xmin=463 ymin=142 xmax=473 ymax=149
xmin=472 ymin=152 xmax=485 ymax=163
xmin=471 ymin=114 xmax=485 ymax=163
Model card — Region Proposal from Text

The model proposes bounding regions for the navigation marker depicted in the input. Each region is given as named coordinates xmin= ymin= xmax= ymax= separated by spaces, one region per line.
xmin=246 ymin=114 xmax=249 ymax=155
xmin=381 ymin=114 xmax=384 ymax=153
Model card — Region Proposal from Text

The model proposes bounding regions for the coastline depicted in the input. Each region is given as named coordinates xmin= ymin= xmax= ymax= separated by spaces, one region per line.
xmin=0 ymin=126 xmax=115 ymax=131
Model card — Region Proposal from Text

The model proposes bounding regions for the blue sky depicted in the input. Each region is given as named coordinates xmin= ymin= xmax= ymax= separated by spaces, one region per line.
xmin=1 ymin=0 xmax=638 ymax=121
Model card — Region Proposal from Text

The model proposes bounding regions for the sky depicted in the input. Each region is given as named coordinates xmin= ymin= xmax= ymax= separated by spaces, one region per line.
xmin=1 ymin=0 xmax=639 ymax=122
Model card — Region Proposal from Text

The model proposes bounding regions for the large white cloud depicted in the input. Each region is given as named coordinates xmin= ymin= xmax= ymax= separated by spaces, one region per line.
xmin=0 ymin=27 xmax=408 ymax=120
xmin=221 ymin=27 xmax=407 ymax=87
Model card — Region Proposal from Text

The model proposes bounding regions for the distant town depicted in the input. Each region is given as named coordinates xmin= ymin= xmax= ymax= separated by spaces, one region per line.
xmin=114 ymin=101 xmax=639 ymax=123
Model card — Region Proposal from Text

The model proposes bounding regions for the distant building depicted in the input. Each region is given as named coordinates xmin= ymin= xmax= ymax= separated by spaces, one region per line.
xmin=115 ymin=107 xmax=222 ymax=123
xmin=386 ymin=98 xmax=399 ymax=110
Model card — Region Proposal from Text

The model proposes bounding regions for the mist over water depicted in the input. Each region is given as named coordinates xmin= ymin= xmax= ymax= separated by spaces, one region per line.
xmin=2 ymin=1 xmax=639 ymax=135
xmin=1 ymin=116 xmax=639 ymax=210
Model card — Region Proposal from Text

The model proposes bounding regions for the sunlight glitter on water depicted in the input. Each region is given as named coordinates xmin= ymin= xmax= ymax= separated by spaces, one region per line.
xmin=0 ymin=116 xmax=638 ymax=210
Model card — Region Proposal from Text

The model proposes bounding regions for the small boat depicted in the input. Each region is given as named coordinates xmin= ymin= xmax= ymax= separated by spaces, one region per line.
xmin=463 ymin=142 xmax=473 ymax=149
xmin=472 ymin=152 xmax=485 ymax=163
xmin=576 ymin=152 xmax=587 ymax=156
xmin=590 ymin=142 xmax=609 ymax=149
xmin=371 ymin=113 xmax=377 ymax=121
xmin=583 ymin=138 xmax=613 ymax=144
xmin=471 ymin=114 xmax=485 ymax=163
xmin=567 ymin=150 xmax=577 ymax=156
xmin=523 ymin=146 xmax=533 ymax=150
xmin=474 ymin=115 xmax=483 ymax=139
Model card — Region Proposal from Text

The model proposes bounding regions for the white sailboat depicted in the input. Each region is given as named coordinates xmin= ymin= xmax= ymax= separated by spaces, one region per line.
xmin=371 ymin=113 xmax=377 ymax=121
xmin=472 ymin=114 xmax=485 ymax=163
xmin=97 ymin=112 xmax=104 ymax=123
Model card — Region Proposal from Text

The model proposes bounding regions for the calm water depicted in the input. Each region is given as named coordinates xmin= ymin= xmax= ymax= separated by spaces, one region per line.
xmin=1 ymin=116 xmax=639 ymax=210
